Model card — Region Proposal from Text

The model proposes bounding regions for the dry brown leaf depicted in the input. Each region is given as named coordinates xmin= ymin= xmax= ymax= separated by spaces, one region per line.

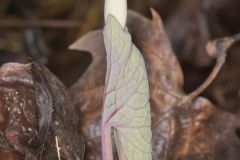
xmin=70 ymin=9 xmax=183 ymax=159
xmin=70 ymin=9 xmax=240 ymax=160
xmin=0 ymin=62 xmax=84 ymax=160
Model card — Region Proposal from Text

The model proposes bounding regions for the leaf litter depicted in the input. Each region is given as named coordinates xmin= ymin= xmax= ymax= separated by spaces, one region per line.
xmin=70 ymin=9 xmax=240 ymax=160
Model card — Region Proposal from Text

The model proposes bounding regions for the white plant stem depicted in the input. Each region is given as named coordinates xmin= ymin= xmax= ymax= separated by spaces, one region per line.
xmin=104 ymin=0 xmax=127 ymax=28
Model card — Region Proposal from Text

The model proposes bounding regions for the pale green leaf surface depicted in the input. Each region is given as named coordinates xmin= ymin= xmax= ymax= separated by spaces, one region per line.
xmin=102 ymin=15 xmax=152 ymax=160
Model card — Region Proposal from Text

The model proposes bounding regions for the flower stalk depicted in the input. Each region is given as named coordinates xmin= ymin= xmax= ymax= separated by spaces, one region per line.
xmin=104 ymin=0 xmax=127 ymax=28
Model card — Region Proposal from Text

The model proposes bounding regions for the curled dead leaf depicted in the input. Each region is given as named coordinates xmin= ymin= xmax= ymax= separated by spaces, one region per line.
xmin=0 ymin=62 xmax=84 ymax=160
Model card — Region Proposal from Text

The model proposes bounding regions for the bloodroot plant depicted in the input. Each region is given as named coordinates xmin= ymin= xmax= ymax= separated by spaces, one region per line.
xmin=101 ymin=0 xmax=152 ymax=160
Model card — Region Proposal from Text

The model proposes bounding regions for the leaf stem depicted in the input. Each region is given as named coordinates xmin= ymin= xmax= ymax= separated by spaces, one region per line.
xmin=178 ymin=33 xmax=240 ymax=106
xmin=102 ymin=125 xmax=113 ymax=160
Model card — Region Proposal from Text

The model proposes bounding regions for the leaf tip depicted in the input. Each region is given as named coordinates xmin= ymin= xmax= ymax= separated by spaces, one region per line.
xmin=150 ymin=8 xmax=163 ymax=27
xmin=69 ymin=40 xmax=79 ymax=50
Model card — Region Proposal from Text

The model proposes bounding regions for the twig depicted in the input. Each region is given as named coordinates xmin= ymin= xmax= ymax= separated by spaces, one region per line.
xmin=0 ymin=19 xmax=83 ymax=28
xmin=55 ymin=136 xmax=61 ymax=160
xmin=178 ymin=33 xmax=240 ymax=106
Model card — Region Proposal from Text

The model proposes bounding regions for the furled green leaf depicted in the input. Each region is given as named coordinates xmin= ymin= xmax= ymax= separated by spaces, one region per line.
xmin=102 ymin=15 xmax=152 ymax=160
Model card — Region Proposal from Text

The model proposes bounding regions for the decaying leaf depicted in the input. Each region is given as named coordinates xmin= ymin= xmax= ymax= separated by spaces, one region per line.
xmin=70 ymin=9 xmax=183 ymax=159
xmin=0 ymin=62 xmax=84 ymax=160
xmin=69 ymin=31 xmax=105 ymax=160
xmin=32 ymin=63 xmax=53 ymax=146
xmin=70 ymin=9 xmax=240 ymax=160
xmin=101 ymin=15 xmax=152 ymax=160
